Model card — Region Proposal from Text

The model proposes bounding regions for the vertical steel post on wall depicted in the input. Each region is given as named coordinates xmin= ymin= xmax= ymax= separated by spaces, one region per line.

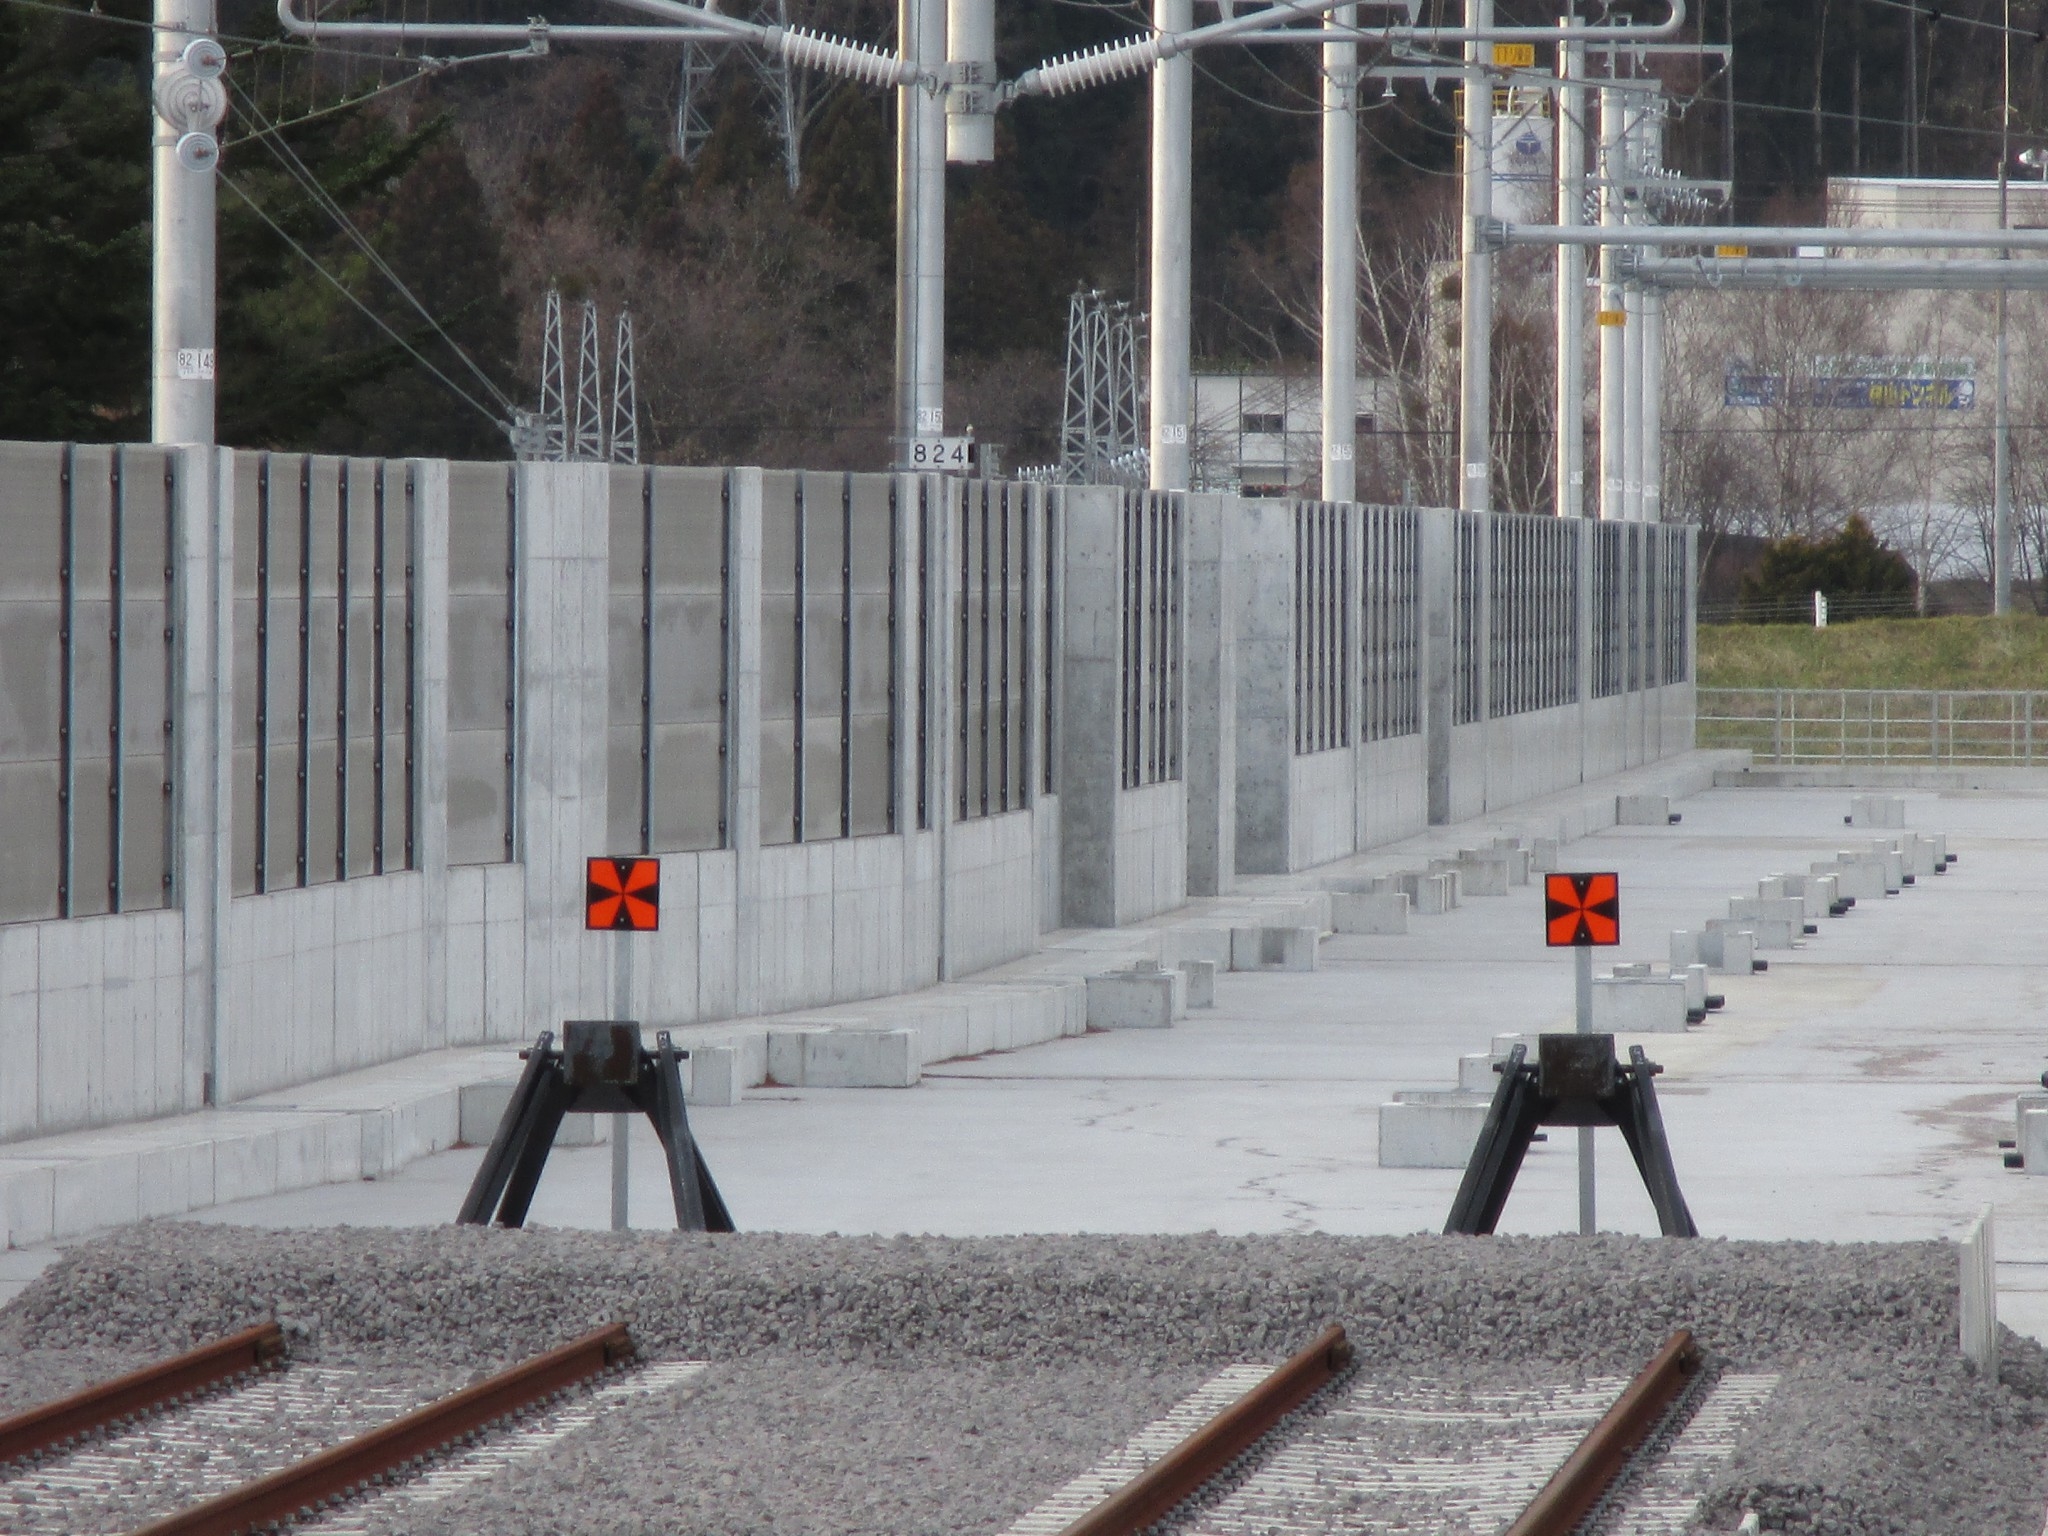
xmin=1149 ymin=0 xmax=1193 ymax=491
xmin=1622 ymin=281 xmax=1644 ymax=521
xmin=294 ymin=457 xmax=311 ymax=887
xmin=840 ymin=473 xmax=853 ymax=837
xmin=160 ymin=455 xmax=178 ymax=902
xmin=108 ymin=448 xmax=127 ymax=912
xmin=372 ymin=464 xmax=388 ymax=873
xmin=1458 ymin=0 xmax=1494 ymax=514
xmin=1555 ymin=18 xmax=1587 ymax=518
xmin=1321 ymin=4 xmax=1358 ymax=504
xmin=793 ymin=475 xmax=807 ymax=842
xmin=403 ymin=464 xmax=418 ymax=869
xmin=502 ymin=467 xmax=518 ymax=863
xmin=254 ymin=455 xmax=272 ymax=892
xmin=1641 ymin=286 xmax=1664 ymax=523
xmin=334 ymin=460 xmax=350 ymax=881
xmin=640 ymin=468 xmax=656 ymax=855
xmin=57 ymin=446 xmax=76 ymax=917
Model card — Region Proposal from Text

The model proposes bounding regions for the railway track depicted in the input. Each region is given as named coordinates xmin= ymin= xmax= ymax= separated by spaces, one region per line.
xmin=0 ymin=1321 xmax=650 ymax=1536
xmin=1020 ymin=1325 xmax=1776 ymax=1536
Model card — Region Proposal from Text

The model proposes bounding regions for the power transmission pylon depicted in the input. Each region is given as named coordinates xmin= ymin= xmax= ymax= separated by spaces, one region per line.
xmin=675 ymin=43 xmax=717 ymax=163
xmin=539 ymin=287 xmax=568 ymax=462
xmin=572 ymin=297 xmax=606 ymax=462
xmin=610 ymin=310 xmax=640 ymax=465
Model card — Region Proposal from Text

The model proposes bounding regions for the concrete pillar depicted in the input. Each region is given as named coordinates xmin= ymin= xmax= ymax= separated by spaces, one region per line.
xmin=1183 ymin=492 xmax=1237 ymax=894
xmin=514 ymin=462 xmax=612 ymax=1036
xmin=1232 ymin=500 xmax=1293 ymax=874
xmin=1422 ymin=508 xmax=1454 ymax=824
xmin=151 ymin=0 xmax=223 ymax=445
xmin=1148 ymin=0 xmax=1193 ymax=491
xmin=1057 ymin=486 xmax=1123 ymax=924
xmin=894 ymin=0 xmax=945 ymax=455
xmin=1554 ymin=20 xmax=1587 ymax=519
xmin=411 ymin=459 xmax=451 ymax=1049
xmin=1458 ymin=0 xmax=1494 ymax=513
xmin=726 ymin=468 xmax=765 ymax=1011
xmin=176 ymin=447 xmax=229 ymax=1104
xmin=1321 ymin=5 xmax=1358 ymax=504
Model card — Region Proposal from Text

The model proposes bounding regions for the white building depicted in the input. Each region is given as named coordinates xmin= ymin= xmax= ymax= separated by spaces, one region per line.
xmin=1191 ymin=372 xmax=1393 ymax=499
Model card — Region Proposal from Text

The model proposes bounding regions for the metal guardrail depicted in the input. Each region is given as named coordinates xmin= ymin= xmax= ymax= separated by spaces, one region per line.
xmin=1699 ymin=687 xmax=2048 ymax=765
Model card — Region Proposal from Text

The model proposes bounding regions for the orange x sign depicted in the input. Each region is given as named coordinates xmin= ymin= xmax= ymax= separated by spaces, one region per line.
xmin=587 ymin=857 xmax=660 ymax=931
xmin=1545 ymin=871 xmax=1619 ymax=947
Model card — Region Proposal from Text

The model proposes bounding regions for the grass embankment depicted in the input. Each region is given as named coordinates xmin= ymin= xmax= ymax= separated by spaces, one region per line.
xmin=1696 ymin=615 xmax=2048 ymax=690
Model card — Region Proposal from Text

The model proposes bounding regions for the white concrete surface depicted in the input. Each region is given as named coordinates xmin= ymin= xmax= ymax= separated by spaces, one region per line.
xmin=13 ymin=770 xmax=2048 ymax=1357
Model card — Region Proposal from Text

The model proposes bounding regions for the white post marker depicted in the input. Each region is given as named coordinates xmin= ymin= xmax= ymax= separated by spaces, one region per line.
xmin=611 ymin=936 xmax=632 ymax=1231
xmin=1544 ymin=870 xmax=1621 ymax=1236
xmin=587 ymin=855 xmax=661 ymax=1232
xmin=1576 ymin=942 xmax=1594 ymax=1235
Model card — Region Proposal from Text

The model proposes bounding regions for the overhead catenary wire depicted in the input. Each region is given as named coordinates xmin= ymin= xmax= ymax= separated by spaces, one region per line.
xmin=218 ymin=169 xmax=508 ymax=431
xmin=225 ymin=78 xmax=520 ymax=417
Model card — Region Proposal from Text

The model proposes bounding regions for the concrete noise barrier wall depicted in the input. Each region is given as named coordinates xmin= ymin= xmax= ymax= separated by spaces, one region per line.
xmin=0 ymin=441 xmax=1698 ymax=1145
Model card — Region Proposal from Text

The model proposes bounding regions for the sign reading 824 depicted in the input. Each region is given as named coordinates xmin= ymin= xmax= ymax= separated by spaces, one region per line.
xmin=907 ymin=436 xmax=971 ymax=470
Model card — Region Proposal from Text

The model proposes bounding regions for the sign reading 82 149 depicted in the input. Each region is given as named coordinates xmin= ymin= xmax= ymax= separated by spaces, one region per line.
xmin=907 ymin=436 xmax=971 ymax=470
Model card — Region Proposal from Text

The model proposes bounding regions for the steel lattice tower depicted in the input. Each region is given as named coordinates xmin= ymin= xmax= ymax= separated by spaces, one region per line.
xmin=610 ymin=310 xmax=640 ymax=465
xmin=539 ymin=288 xmax=568 ymax=462
xmin=572 ymin=298 xmax=606 ymax=462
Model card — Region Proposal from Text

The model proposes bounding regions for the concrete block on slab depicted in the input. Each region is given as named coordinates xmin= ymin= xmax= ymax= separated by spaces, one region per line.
xmin=1698 ymin=925 xmax=1759 ymax=975
xmin=1529 ymin=837 xmax=1560 ymax=873
xmin=1398 ymin=871 xmax=1457 ymax=915
xmin=1819 ymin=857 xmax=1887 ymax=901
xmin=1729 ymin=896 xmax=1816 ymax=936
xmin=1330 ymin=891 xmax=1409 ymax=935
xmin=1450 ymin=852 xmax=1509 ymax=897
xmin=1178 ymin=959 xmax=1216 ymax=1008
xmin=2014 ymin=1093 xmax=2048 ymax=1170
xmin=1617 ymin=793 xmax=1678 ymax=826
xmin=1711 ymin=912 xmax=1797 ymax=950
xmin=1378 ymin=1095 xmax=1489 ymax=1168
xmin=686 ymin=1044 xmax=739 ymax=1107
xmin=1229 ymin=925 xmax=1318 ymax=972
xmin=799 ymin=1028 xmax=919 ymax=1088
xmin=1849 ymin=794 xmax=1907 ymax=828
xmin=1592 ymin=975 xmax=1690 ymax=1033
xmin=1085 ymin=970 xmax=1178 ymax=1029
xmin=1458 ymin=1052 xmax=1507 ymax=1093
xmin=458 ymin=1080 xmax=605 ymax=1147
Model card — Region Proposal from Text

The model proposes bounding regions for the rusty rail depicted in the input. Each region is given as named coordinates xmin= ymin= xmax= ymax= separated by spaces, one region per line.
xmin=1502 ymin=1329 xmax=1703 ymax=1536
xmin=128 ymin=1322 xmax=637 ymax=1536
xmin=0 ymin=1321 xmax=286 ymax=1465
xmin=1055 ymin=1323 xmax=1353 ymax=1536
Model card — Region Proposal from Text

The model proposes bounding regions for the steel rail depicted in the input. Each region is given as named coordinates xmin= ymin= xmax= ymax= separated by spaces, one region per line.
xmin=127 ymin=1323 xmax=637 ymax=1536
xmin=1054 ymin=1324 xmax=1353 ymax=1536
xmin=0 ymin=1322 xmax=286 ymax=1465
xmin=1503 ymin=1328 xmax=1703 ymax=1536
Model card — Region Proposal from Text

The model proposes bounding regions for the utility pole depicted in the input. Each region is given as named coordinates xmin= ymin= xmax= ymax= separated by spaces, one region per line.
xmin=1995 ymin=0 xmax=2014 ymax=614
xmin=1555 ymin=14 xmax=1586 ymax=517
xmin=1321 ymin=3 xmax=1358 ymax=504
xmin=1642 ymin=284 xmax=1663 ymax=523
xmin=1597 ymin=79 xmax=1625 ymax=521
xmin=151 ymin=0 xmax=226 ymax=445
xmin=1458 ymin=0 xmax=1494 ymax=513
xmin=894 ymin=0 xmax=945 ymax=459
xmin=1149 ymin=0 xmax=1194 ymax=491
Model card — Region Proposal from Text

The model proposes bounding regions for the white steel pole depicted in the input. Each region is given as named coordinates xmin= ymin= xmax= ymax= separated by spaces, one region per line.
xmin=1321 ymin=5 xmax=1358 ymax=504
xmin=894 ymin=0 xmax=946 ymax=458
xmin=1149 ymin=0 xmax=1194 ymax=490
xmin=1576 ymin=942 xmax=1595 ymax=1234
xmin=1623 ymin=280 xmax=1644 ymax=521
xmin=1458 ymin=0 xmax=1493 ymax=513
xmin=1554 ymin=17 xmax=1586 ymax=517
xmin=151 ymin=0 xmax=224 ymax=445
xmin=1642 ymin=284 xmax=1663 ymax=523
xmin=1596 ymin=83 xmax=1624 ymax=521
xmin=1996 ymin=8 xmax=2014 ymax=614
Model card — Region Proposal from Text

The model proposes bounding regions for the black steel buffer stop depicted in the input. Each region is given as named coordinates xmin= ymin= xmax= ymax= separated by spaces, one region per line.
xmin=1444 ymin=1033 xmax=1697 ymax=1238
xmin=458 ymin=1021 xmax=735 ymax=1232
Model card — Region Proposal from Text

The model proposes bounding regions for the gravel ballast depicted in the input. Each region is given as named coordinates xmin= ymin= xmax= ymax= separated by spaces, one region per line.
xmin=2 ymin=1225 xmax=2041 ymax=1535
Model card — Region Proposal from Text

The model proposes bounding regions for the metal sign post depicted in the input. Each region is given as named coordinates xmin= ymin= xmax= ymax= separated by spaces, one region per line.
xmin=1545 ymin=871 xmax=1620 ymax=1236
xmin=587 ymin=857 xmax=661 ymax=1231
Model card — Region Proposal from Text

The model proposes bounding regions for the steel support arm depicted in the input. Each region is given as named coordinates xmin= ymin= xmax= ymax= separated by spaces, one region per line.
xmin=1494 ymin=220 xmax=2048 ymax=253
xmin=1012 ymin=0 xmax=1683 ymax=96
xmin=1635 ymin=255 xmax=2048 ymax=290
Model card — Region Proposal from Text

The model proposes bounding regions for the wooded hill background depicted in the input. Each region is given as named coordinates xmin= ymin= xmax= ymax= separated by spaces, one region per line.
xmin=6 ymin=0 xmax=2043 ymax=468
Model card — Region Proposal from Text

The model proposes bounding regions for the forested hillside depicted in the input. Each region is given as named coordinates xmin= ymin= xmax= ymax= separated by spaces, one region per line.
xmin=2 ymin=0 xmax=2042 ymax=465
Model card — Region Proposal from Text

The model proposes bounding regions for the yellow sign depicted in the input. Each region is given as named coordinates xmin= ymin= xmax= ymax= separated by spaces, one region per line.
xmin=1492 ymin=42 xmax=1536 ymax=67
xmin=1596 ymin=310 xmax=1627 ymax=327
xmin=1714 ymin=244 xmax=1750 ymax=259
